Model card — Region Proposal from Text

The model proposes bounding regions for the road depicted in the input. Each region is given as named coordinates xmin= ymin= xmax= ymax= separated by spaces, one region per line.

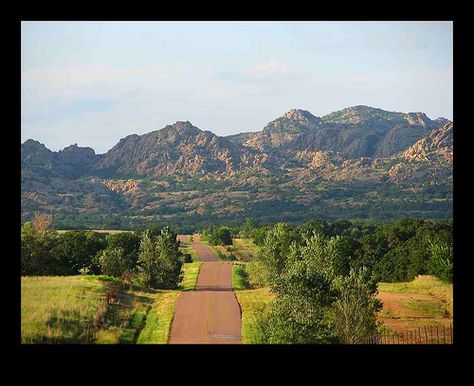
xmin=169 ymin=236 xmax=242 ymax=344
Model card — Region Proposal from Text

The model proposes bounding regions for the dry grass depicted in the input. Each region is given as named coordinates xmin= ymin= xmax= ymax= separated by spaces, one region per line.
xmin=377 ymin=275 xmax=453 ymax=334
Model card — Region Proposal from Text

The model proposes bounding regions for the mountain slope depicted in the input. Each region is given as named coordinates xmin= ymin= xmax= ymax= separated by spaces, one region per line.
xmin=21 ymin=106 xmax=453 ymax=227
xmin=91 ymin=121 xmax=267 ymax=177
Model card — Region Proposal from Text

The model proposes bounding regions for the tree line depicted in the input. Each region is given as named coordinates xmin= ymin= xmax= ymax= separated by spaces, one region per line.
xmin=21 ymin=214 xmax=183 ymax=289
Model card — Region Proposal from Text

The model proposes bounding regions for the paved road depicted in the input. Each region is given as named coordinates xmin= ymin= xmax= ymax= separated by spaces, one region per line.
xmin=170 ymin=238 xmax=242 ymax=344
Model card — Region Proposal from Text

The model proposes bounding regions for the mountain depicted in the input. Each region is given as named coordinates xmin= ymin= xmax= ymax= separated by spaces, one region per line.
xmin=227 ymin=105 xmax=448 ymax=160
xmin=21 ymin=106 xmax=453 ymax=228
xmin=91 ymin=121 xmax=266 ymax=177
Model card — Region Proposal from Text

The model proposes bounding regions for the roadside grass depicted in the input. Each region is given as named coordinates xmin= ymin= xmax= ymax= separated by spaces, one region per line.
xmin=235 ymin=287 xmax=274 ymax=344
xmin=94 ymin=286 xmax=158 ymax=344
xmin=232 ymin=262 xmax=250 ymax=290
xmin=136 ymin=290 xmax=181 ymax=344
xmin=207 ymin=238 xmax=256 ymax=261
xmin=21 ymin=276 xmax=109 ymax=343
xmin=180 ymin=243 xmax=200 ymax=262
xmin=179 ymin=262 xmax=202 ymax=291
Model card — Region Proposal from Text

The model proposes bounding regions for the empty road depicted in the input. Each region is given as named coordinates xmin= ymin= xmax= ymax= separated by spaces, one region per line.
xmin=169 ymin=237 xmax=242 ymax=344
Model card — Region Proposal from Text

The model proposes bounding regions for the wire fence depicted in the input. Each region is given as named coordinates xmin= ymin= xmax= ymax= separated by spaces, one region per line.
xmin=361 ymin=324 xmax=453 ymax=344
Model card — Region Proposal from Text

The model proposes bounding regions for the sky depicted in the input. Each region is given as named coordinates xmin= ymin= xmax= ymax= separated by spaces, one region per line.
xmin=21 ymin=21 xmax=453 ymax=154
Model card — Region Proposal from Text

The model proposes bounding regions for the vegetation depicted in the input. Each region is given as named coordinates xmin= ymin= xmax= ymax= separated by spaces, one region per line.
xmin=21 ymin=275 xmax=182 ymax=344
xmin=201 ymin=226 xmax=233 ymax=246
xmin=180 ymin=262 xmax=202 ymax=291
xmin=136 ymin=228 xmax=183 ymax=289
xmin=136 ymin=291 xmax=180 ymax=344
xmin=234 ymin=288 xmax=274 ymax=344
xmin=232 ymin=262 xmax=250 ymax=290
xmin=21 ymin=276 xmax=110 ymax=343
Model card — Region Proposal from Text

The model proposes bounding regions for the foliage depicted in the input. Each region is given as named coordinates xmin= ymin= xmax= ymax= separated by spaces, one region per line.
xmin=99 ymin=248 xmax=131 ymax=277
xmin=427 ymin=239 xmax=453 ymax=283
xmin=201 ymin=226 xmax=233 ymax=246
xmin=136 ymin=227 xmax=183 ymax=289
xmin=258 ymin=228 xmax=381 ymax=344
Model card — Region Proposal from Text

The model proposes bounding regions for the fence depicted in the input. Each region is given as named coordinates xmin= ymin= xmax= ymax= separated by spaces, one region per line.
xmin=83 ymin=283 xmax=122 ymax=343
xmin=361 ymin=324 xmax=453 ymax=344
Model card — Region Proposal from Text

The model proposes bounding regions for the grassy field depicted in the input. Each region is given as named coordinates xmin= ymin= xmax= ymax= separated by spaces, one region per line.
xmin=57 ymin=229 xmax=132 ymax=234
xmin=21 ymin=276 xmax=181 ymax=344
xmin=235 ymin=287 xmax=274 ymax=344
xmin=377 ymin=275 xmax=453 ymax=333
xmin=179 ymin=262 xmax=202 ymax=291
xmin=21 ymin=276 xmax=109 ymax=343
xmin=232 ymin=238 xmax=257 ymax=261
xmin=206 ymin=237 xmax=256 ymax=261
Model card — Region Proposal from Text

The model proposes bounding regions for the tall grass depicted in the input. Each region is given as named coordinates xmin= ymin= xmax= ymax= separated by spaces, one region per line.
xmin=235 ymin=288 xmax=274 ymax=344
xmin=21 ymin=276 xmax=109 ymax=343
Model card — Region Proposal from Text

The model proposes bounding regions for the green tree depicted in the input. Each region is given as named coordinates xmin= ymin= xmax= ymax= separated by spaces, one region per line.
xmin=99 ymin=247 xmax=130 ymax=277
xmin=137 ymin=227 xmax=183 ymax=289
xmin=331 ymin=268 xmax=382 ymax=343
xmin=53 ymin=231 xmax=106 ymax=275
xmin=427 ymin=238 xmax=453 ymax=283
xmin=21 ymin=222 xmax=58 ymax=275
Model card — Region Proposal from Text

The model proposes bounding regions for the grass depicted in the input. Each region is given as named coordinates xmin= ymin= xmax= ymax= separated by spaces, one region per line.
xmin=94 ymin=286 xmax=157 ymax=344
xmin=179 ymin=243 xmax=200 ymax=262
xmin=21 ymin=276 xmax=109 ymax=343
xmin=136 ymin=291 xmax=181 ymax=344
xmin=234 ymin=287 xmax=274 ymax=344
xmin=232 ymin=238 xmax=257 ymax=261
xmin=22 ymin=275 xmax=182 ymax=344
xmin=377 ymin=275 xmax=453 ymax=333
xmin=179 ymin=262 xmax=202 ymax=291
xmin=232 ymin=262 xmax=250 ymax=290
xmin=378 ymin=275 xmax=453 ymax=315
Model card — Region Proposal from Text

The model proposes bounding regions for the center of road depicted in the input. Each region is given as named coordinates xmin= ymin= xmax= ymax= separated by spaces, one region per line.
xmin=169 ymin=237 xmax=242 ymax=344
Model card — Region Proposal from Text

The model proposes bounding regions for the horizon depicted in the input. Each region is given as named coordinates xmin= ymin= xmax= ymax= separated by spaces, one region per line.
xmin=21 ymin=21 xmax=453 ymax=153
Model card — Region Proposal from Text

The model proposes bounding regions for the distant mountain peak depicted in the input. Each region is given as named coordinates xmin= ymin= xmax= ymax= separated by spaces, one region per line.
xmin=281 ymin=108 xmax=318 ymax=121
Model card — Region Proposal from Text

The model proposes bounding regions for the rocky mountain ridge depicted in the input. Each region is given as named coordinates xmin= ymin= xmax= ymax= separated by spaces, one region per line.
xmin=21 ymin=106 xmax=453 ymax=227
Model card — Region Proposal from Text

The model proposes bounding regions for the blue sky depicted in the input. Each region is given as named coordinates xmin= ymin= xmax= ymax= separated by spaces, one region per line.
xmin=21 ymin=21 xmax=453 ymax=154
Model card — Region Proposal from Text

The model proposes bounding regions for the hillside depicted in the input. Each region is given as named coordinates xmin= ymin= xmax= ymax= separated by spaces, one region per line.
xmin=21 ymin=106 xmax=453 ymax=229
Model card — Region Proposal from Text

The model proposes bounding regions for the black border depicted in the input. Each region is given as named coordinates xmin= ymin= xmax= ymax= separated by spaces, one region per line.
xmin=10 ymin=14 xmax=468 ymax=369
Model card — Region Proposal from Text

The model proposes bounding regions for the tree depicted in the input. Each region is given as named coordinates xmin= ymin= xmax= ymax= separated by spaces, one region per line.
xmin=31 ymin=212 xmax=53 ymax=237
xmin=137 ymin=227 xmax=183 ymax=289
xmin=99 ymin=247 xmax=130 ymax=277
xmin=331 ymin=268 xmax=382 ymax=343
xmin=105 ymin=232 xmax=141 ymax=268
xmin=53 ymin=231 xmax=106 ymax=275
xmin=261 ymin=228 xmax=381 ymax=344
xmin=428 ymin=238 xmax=453 ymax=283
xmin=21 ymin=221 xmax=60 ymax=275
